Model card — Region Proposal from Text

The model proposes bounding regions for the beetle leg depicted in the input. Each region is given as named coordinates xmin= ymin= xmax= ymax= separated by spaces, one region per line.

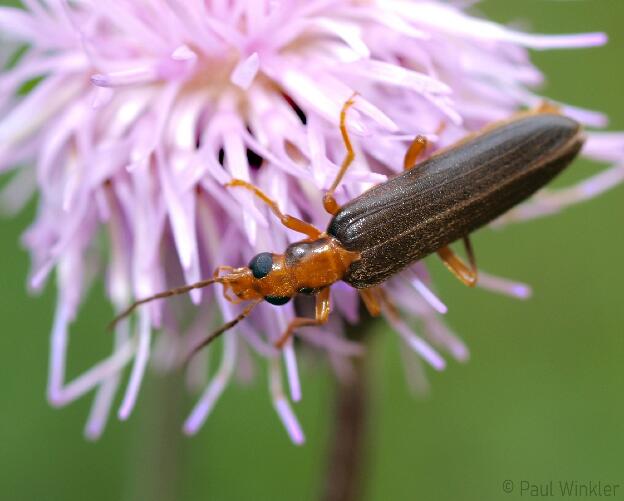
xmin=214 ymin=265 xmax=234 ymax=278
xmin=323 ymin=92 xmax=358 ymax=216
xmin=361 ymin=286 xmax=402 ymax=319
xmin=274 ymin=287 xmax=331 ymax=348
xmin=535 ymin=100 xmax=561 ymax=114
xmin=377 ymin=287 xmax=402 ymax=318
xmin=226 ymin=179 xmax=322 ymax=239
xmin=359 ymin=288 xmax=382 ymax=317
xmin=437 ymin=236 xmax=478 ymax=287
xmin=220 ymin=281 xmax=237 ymax=303
xmin=213 ymin=265 xmax=243 ymax=303
xmin=403 ymin=135 xmax=429 ymax=170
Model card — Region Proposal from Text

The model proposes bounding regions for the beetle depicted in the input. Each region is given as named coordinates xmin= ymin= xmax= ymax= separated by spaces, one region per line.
xmin=110 ymin=94 xmax=584 ymax=356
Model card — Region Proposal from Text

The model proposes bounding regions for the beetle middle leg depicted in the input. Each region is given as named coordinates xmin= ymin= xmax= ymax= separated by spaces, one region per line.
xmin=535 ymin=101 xmax=560 ymax=114
xmin=403 ymin=136 xmax=429 ymax=170
xmin=323 ymin=92 xmax=359 ymax=216
xmin=226 ymin=179 xmax=322 ymax=239
xmin=274 ymin=287 xmax=331 ymax=348
xmin=437 ymin=236 xmax=478 ymax=287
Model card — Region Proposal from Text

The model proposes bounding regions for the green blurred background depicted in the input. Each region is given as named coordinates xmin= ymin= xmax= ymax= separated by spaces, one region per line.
xmin=1 ymin=1 xmax=623 ymax=500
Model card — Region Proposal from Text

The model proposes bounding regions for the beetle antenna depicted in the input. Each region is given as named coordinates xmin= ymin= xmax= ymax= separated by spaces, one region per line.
xmin=185 ymin=299 xmax=261 ymax=365
xmin=108 ymin=277 xmax=224 ymax=331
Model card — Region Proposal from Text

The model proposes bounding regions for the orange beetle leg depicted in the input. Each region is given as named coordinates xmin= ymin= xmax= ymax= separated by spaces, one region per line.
xmin=403 ymin=135 xmax=429 ymax=171
xmin=226 ymin=179 xmax=322 ymax=239
xmin=274 ymin=287 xmax=331 ymax=348
xmin=437 ymin=236 xmax=478 ymax=287
xmin=323 ymin=92 xmax=359 ymax=216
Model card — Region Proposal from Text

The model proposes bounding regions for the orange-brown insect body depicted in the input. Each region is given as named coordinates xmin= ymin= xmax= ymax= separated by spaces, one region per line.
xmin=225 ymin=237 xmax=359 ymax=304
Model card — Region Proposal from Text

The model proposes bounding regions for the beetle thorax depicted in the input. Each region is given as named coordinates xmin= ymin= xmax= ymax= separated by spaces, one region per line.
xmin=284 ymin=237 xmax=360 ymax=291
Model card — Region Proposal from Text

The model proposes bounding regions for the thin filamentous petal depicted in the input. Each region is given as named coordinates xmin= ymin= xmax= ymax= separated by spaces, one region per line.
xmin=388 ymin=314 xmax=446 ymax=371
xmin=85 ymin=325 xmax=130 ymax=440
xmin=493 ymin=164 xmax=624 ymax=226
xmin=424 ymin=316 xmax=470 ymax=362
xmin=394 ymin=1 xmax=606 ymax=49
xmin=284 ymin=343 xmax=302 ymax=403
xmin=0 ymin=76 xmax=82 ymax=156
xmin=411 ymin=278 xmax=448 ymax=315
xmin=47 ymin=301 xmax=70 ymax=406
xmin=230 ymin=52 xmax=261 ymax=89
xmin=584 ymin=133 xmax=624 ymax=163
xmin=477 ymin=272 xmax=533 ymax=300
xmin=48 ymin=299 xmax=134 ymax=407
xmin=58 ymin=342 xmax=134 ymax=406
xmin=85 ymin=371 xmax=122 ymax=440
xmin=0 ymin=167 xmax=36 ymax=215
xmin=400 ymin=342 xmax=431 ymax=396
xmin=273 ymin=304 xmax=303 ymax=402
xmin=118 ymin=310 xmax=152 ymax=420
xmin=183 ymin=333 xmax=238 ymax=435
xmin=270 ymin=359 xmax=305 ymax=445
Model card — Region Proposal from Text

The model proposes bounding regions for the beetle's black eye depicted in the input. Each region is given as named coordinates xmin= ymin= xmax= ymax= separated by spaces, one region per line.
xmin=265 ymin=295 xmax=291 ymax=306
xmin=248 ymin=252 xmax=273 ymax=279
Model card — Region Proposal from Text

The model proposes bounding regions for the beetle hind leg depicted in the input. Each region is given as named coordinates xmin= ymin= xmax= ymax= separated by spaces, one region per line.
xmin=437 ymin=236 xmax=478 ymax=287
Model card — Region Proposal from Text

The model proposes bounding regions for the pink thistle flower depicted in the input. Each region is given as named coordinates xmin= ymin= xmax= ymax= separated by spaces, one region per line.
xmin=1 ymin=0 xmax=622 ymax=442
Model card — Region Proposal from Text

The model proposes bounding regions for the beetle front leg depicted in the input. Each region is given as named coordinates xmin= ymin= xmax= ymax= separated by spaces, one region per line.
xmin=213 ymin=265 xmax=244 ymax=303
xmin=437 ymin=236 xmax=478 ymax=287
xmin=226 ymin=179 xmax=322 ymax=239
xmin=274 ymin=287 xmax=331 ymax=348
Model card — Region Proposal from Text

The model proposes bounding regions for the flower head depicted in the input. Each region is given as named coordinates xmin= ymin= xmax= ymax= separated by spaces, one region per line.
xmin=1 ymin=0 xmax=623 ymax=441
